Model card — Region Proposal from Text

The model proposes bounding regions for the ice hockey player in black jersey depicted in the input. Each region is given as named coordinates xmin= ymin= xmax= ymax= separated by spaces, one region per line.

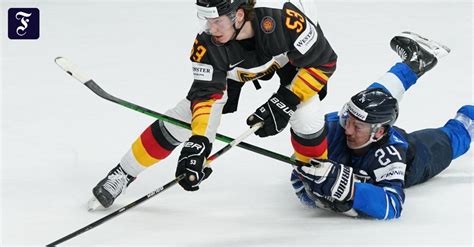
xmin=291 ymin=32 xmax=473 ymax=219
xmin=89 ymin=0 xmax=337 ymax=209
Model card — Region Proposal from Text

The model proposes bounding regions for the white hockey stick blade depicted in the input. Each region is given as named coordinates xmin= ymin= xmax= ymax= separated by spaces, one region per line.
xmin=399 ymin=31 xmax=451 ymax=59
xmin=55 ymin=57 xmax=92 ymax=84
xmin=87 ymin=196 xmax=104 ymax=212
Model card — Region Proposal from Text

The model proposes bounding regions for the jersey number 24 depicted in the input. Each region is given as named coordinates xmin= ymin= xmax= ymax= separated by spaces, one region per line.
xmin=375 ymin=146 xmax=402 ymax=166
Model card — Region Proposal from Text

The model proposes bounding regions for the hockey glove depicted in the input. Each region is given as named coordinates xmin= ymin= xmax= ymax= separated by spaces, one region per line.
xmin=247 ymin=86 xmax=300 ymax=137
xmin=293 ymin=158 xmax=355 ymax=202
xmin=291 ymin=169 xmax=358 ymax=216
xmin=176 ymin=135 xmax=213 ymax=191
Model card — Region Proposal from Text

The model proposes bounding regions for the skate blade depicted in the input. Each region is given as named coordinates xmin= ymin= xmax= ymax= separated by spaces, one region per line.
xmin=87 ymin=197 xmax=104 ymax=211
xmin=399 ymin=31 xmax=451 ymax=58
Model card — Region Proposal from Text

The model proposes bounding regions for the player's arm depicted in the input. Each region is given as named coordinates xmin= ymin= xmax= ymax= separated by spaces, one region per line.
xmin=176 ymin=36 xmax=228 ymax=191
xmin=187 ymin=36 xmax=228 ymax=140
xmin=351 ymin=145 xmax=407 ymax=219
xmin=351 ymin=179 xmax=404 ymax=220
xmin=282 ymin=2 xmax=337 ymax=103
xmin=246 ymin=3 xmax=337 ymax=137
xmin=293 ymin=145 xmax=407 ymax=219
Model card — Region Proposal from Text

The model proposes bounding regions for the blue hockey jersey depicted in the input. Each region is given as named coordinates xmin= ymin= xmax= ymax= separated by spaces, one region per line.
xmin=325 ymin=111 xmax=407 ymax=219
xmin=291 ymin=62 xmax=419 ymax=219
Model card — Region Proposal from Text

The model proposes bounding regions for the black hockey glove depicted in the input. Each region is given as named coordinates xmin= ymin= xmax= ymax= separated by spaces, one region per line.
xmin=293 ymin=159 xmax=355 ymax=202
xmin=291 ymin=168 xmax=358 ymax=217
xmin=176 ymin=135 xmax=213 ymax=191
xmin=247 ymin=86 xmax=300 ymax=137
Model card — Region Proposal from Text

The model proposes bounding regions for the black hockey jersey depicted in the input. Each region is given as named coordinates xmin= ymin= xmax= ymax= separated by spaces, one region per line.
xmin=187 ymin=2 xmax=337 ymax=137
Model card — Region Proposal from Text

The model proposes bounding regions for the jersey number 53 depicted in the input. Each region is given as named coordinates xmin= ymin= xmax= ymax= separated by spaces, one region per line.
xmin=285 ymin=9 xmax=305 ymax=33
xmin=191 ymin=39 xmax=207 ymax=63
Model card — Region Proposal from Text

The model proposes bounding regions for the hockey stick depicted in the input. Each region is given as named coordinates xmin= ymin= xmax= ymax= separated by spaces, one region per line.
xmin=54 ymin=57 xmax=295 ymax=166
xmin=47 ymin=122 xmax=263 ymax=246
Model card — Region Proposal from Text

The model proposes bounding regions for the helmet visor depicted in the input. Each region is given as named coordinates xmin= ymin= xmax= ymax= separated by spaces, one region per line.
xmin=197 ymin=11 xmax=236 ymax=35
xmin=339 ymin=102 xmax=372 ymax=132
xmin=339 ymin=102 xmax=350 ymax=129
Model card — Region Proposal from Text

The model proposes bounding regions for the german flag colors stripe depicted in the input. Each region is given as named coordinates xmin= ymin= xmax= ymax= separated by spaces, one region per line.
xmin=294 ymin=149 xmax=328 ymax=163
xmin=290 ymin=67 xmax=329 ymax=102
xmin=291 ymin=128 xmax=328 ymax=163
xmin=291 ymin=137 xmax=328 ymax=161
xmin=191 ymin=99 xmax=216 ymax=136
xmin=131 ymin=124 xmax=176 ymax=167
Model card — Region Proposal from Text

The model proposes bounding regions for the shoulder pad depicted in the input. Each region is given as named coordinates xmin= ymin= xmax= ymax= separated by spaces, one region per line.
xmin=282 ymin=2 xmax=309 ymax=33
xmin=388 ymin=128 xmax=408 ymax=149
xmin=282 ymin=2 xmax=318 ymax=55
xmin=325 ymin=111 xmax=339 ymax=122
xmin=190 ymin=34 xmax=210 ymax=63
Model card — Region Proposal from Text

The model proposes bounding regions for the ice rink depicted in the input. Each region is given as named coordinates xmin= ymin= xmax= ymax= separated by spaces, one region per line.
xmin=1 ymin=0 xmax=473 ymax=246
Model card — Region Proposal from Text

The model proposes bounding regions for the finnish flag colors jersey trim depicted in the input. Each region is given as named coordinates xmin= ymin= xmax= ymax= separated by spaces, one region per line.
xmin=367 ymin=62 xmax=418 ymax=102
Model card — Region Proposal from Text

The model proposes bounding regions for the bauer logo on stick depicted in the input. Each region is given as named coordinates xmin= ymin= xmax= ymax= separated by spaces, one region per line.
xmin=8 ymin=8 xmax=40 ymax=39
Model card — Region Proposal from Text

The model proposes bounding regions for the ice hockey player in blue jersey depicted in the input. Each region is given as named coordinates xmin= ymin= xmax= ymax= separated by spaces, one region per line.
xmin=291 ymin=32 xmax=473 ymax=220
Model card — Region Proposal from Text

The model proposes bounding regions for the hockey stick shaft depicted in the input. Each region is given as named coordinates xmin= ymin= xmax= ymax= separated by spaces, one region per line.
xmin=47 ymin=123 xmax=262 ymax=246
xmin=206 ymin=122 xmax=263 ymax=163
xmin=47 ymin=176 xmax=182 ymax=246
xmin=55 ymin=57 xmax=295 ymax=166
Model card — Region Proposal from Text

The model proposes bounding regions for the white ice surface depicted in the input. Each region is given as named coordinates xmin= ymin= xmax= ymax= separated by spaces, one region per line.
xmin=1 ymin=1 xmax=473 ymax=246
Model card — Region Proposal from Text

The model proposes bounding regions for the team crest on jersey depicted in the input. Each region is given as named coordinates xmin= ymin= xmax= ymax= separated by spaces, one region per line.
xmin=237 ymin=61 xmax=281 ymax=81
xmin=260 ymin=16 xmax=275 ymax=34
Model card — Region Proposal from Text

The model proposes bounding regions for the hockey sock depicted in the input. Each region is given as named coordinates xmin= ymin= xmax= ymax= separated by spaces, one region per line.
xmin=120 ymin=120 xmax=179 ymax=177
xmin=291 ymin=127 xmax=328 ymax=163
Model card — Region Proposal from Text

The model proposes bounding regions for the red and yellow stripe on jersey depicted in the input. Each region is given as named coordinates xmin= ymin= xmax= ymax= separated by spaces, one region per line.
xmin=290 ymin=62 xmax=336 ymax=102
xmin=130 ymin=121 xmax=178 ymax=167
xmin=291 ymin=128 xmax=328 ymax=163
xmin=191 ymin=93 xmax=223 ymax=136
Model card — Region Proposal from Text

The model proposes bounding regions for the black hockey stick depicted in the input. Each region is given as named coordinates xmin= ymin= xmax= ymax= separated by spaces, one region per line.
xmin=54 ymin=57 xmax=295 ymax=166
xmin=47 ymin=123 xmax=263 ymax=246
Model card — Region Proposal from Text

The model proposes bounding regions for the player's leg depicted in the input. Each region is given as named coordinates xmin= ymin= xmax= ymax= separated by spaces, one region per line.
xmin=441 ymin=105 xmax=473 ymax=159
xmin=405 ymin=105 xmax=473 ymax=187
xmin=369 ymin=32 xmax=450 ymax=102
xmin=289 ymin=95 xmax=327 ymax=163
xmin=390 ymin=31 xmax=450 ymax=77
xmin=90 ymin=99 xmax=192 ymax=208
xmin=281 ymin=59 xmax=335 ymax=163
xmin=403 ymin=128 xmax=453 ymax=187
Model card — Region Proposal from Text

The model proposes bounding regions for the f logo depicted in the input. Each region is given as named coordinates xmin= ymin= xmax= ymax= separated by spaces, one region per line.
xmin=8 ymin=8 xmax=40 ymax=39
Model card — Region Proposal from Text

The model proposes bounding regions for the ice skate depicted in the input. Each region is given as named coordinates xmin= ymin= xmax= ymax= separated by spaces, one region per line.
xmin=87 ymin=196 xmax=104 ymax=211
xmin=397 ymin=31 xmax=450 ymax=59
xmin=390 ymin=31 xmax=451 ymax=76
xmin=88 ymin=164 xmax=136 ymax=211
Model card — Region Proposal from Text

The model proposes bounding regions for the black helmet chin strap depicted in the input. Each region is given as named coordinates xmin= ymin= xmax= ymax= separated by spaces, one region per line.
xmin=230 ymin=17 xmax=245 ymax=41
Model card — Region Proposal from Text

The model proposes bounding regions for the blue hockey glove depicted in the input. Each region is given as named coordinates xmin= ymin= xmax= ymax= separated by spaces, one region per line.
xmin=247 ymin=86 xmax=300 ymax=137
xmin=176 ymin=135 xmax=213 ymax=191
xmin=293 ymin=158 xmax=355 ymax=202
xmin=291 ymin=170 xmax=317 ymax=208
